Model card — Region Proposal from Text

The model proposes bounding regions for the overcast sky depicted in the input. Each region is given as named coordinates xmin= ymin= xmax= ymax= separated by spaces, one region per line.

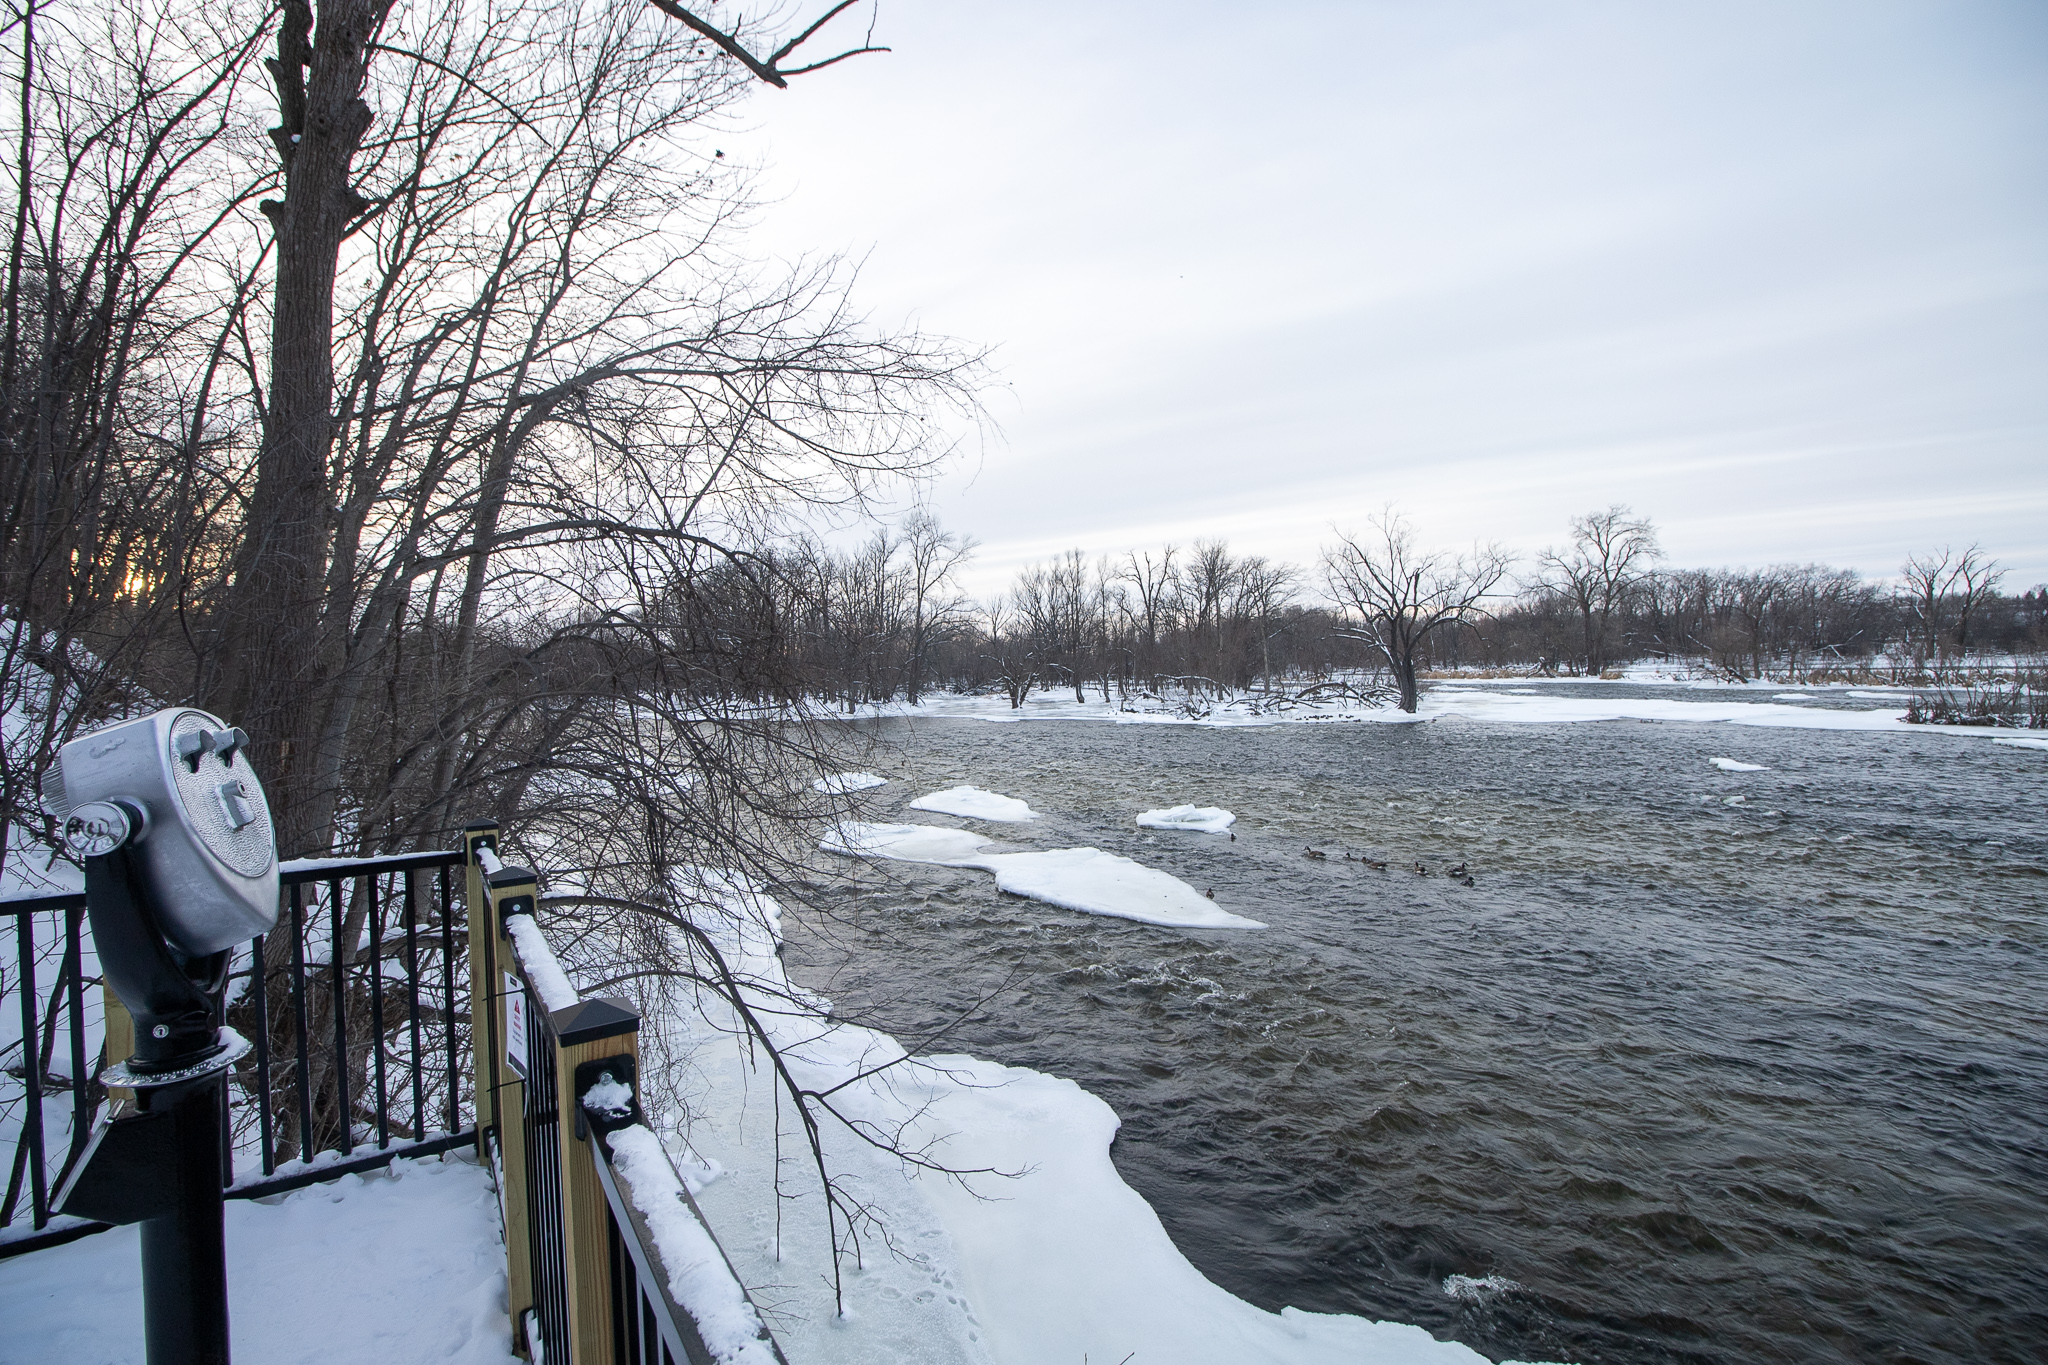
xmin=735 ymin=0 xmax=2047 ymax=596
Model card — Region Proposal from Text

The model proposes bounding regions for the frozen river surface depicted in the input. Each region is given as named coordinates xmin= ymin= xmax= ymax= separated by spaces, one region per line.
xmin=788 ymin=690 xmax=2047 ymax=1365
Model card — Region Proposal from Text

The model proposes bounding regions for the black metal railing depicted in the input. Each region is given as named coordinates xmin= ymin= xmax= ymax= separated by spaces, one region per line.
xmin=515 ymin=957 xmax=572 ymax=1362
xmin=1 ymin=891 xmax=94 ymax=1248
xmin=594 ymin=1140 xmax=716 ymax=1365
xmin=1 ymin=849 xmax=479 ymax=1257
xmin=602 ymin=1165 xmax=689 ymax=1365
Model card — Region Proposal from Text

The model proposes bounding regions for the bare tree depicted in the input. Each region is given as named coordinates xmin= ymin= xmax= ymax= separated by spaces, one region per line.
xmin=898 ymin=511 xmax=975 ymax=704
xmin=1534 ymin=505 xmax=1662 ymax=675
xmin=1323 ymin=510 xmax=1511 ymax=712
xmin=1900 ymin=544 xmax=2004 ymax=673
xmin=977 ymin=594 xmax=1035 ymax=709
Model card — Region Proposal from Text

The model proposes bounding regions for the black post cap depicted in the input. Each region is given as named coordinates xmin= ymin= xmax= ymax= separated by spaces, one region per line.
xmin=550 ymin=997 xmax=640 ymax=1046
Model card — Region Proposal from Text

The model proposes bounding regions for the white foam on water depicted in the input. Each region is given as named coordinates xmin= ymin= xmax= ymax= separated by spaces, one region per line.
xmin=1442 ymin=1274 xmax=1520 ymax=1302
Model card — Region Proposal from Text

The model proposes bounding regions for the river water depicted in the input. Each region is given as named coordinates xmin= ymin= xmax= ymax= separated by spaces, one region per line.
xmin=783 ymin=689 xmax=2048 ymax=1364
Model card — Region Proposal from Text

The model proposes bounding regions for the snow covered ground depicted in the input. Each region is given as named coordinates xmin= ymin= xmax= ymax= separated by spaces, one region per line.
xmin=0 ymin=1152 xmax=515 ymax=1364
xmin=646 ymin=872 xmax=1552 ymax=1365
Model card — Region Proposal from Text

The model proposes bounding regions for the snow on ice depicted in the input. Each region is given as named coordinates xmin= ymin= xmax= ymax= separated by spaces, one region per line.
xmin=974 ymin=848 xmax=1264 ymax=929
xmin=820 ymin=821 xmax=993 ymax=862
xmin=1136 ymin=804 xmax=1236 ymax=834
xmin=824 ymin=822 xmax=1265 ymax=930
xmin=813 ymin=771 xmax=888 ymax=794
xmin=908 ymin=785 xmax=1038 ymax=822
xmin=1708 ymin=757 xmax=1768 ymax=772
xmin=1993 ymin=736 xmax=2048 ymax=752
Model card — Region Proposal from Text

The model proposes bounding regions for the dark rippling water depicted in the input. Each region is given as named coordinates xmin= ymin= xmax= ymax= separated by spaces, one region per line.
xmin=780 ymin=691 xmax=2048 ymax=1365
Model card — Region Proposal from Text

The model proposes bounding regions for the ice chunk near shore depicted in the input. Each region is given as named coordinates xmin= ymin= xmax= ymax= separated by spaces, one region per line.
xmin=1709 ymin=756 xmax=1768 ymax=772
xmin=1993 ymin=736 xmax=2048 ymax=752
xmin=978 ymin=848 xmax=1265 ymax=929
xmin=822 ymin=821 xmax=994 ymax=862
xmin=1136 ymin=804 xmax=1235 ymax=834
xmin=814 ymin=771 xmax=888 ymax=794
xmin=911 ymin=785 xmax=1038 ymax=822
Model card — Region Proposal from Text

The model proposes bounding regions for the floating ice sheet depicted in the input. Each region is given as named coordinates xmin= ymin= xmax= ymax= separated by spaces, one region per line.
xmin=1136 ymin=804 xmax=1236 ymax=834
xmin=822 ymin=821 xmax=993 ymax=861
xmin=813 ymin=771 xmax=888 ymax=794
xmin=824 ymin=822 xmax=1263 ymax=929
xmin=910 ymin=785 xmax=1038 ymax=822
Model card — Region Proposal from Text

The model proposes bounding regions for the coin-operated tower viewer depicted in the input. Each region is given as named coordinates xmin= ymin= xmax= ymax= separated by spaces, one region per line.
xmin=52 ymin=708 xmax=279 ymax=1365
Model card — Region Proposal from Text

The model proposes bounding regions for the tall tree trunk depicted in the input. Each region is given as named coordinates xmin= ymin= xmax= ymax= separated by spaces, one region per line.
xmin=216 ymin=0 xmax=386 ymax=857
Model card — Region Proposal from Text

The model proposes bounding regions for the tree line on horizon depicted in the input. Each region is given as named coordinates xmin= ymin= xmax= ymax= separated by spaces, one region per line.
xmin=769 ymin=508 xmax=2045 ymax=712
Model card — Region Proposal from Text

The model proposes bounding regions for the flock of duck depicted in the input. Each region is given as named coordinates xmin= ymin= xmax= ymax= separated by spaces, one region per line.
xmin=1302 ymin=847 xmax=1477 ymax=887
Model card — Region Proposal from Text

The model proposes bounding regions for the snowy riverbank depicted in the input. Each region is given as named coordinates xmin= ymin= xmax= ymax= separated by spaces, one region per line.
xmin=836 ymin=671 xmax=2045 ymax=748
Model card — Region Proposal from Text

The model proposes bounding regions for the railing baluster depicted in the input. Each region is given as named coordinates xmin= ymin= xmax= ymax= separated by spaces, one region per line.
xmin=63 ymin=904 xmax=88 ymax=1170
xmin=369 ymin=875 xmax=389 ymax=1149
xmin=291 ymin=886 xmax=313 ymax=1162
xmin=251 ymin=932 xmax=274 ymax=1175
xmin=329 ymin=877 xmax=350 ymax=1155
xmin=12 ymin=911 xmax=46 ymax=1227
xmin=405 ymin=872 xmax=424 ymax=1140
xmin=440 ymin=862 xmax=458 ymax=1135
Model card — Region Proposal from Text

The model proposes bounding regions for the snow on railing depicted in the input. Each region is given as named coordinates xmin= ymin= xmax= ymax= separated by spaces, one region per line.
xmin=580 ymin=1069 xmax=783 ymax=1365
xmin=472 ymin=825 xmax=783 ymax=1365
xmin=504 ymin=915 xmax=578 ymax=1013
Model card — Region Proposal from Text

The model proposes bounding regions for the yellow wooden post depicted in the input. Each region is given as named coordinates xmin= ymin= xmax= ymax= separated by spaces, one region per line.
xmin=462 ymin=823 xmax=500 ymax=1144
xmin=102 ymin=985 xmax=134 ymax=1106
xmin=490 ymin=865 xmax=541 ymax=1356
xmin=552 ymin=997 xmax=641 ymax=1365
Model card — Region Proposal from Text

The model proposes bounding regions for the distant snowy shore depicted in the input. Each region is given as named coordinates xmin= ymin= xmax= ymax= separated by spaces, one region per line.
xmin=832 ymin=671 xmax=2043 ymax=747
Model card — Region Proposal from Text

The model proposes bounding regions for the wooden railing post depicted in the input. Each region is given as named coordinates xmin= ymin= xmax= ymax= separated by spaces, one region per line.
xmin=489 ymin=863 xmax=540 ymax=1357
xmin=553 ymin=997 xmax=640 ymax=1365
xmin=462 ymin=822 xmax=500 ymax=1145
xmin=102 ymin=985 xmax=134 ymax=1106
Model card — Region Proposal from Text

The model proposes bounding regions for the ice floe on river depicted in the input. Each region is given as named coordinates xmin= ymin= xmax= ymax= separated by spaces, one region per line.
xmin=824 ymin=821 xmax=1266 ymax=930
xmin=972 ymin=847 xmax=1263 ymax=929
xmin=1137 ymin=803 xmax=1236 ymax=833
xmin=820 ymin=820 xmax=993 ymax=861
xmin=909 ymin=785 xmax=1038 ymax=822
xmin=813 ymin=771 xmax=888 ymax=794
